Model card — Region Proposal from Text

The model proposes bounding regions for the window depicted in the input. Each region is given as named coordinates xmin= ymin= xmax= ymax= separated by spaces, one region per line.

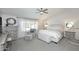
xmin=21 ymin=20 xmax=38 ymax=32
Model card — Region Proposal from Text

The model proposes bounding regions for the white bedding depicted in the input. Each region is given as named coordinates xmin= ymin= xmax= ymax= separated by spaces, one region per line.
xmin=39 ymin=30 xmax=62 ymax=39
xmin=38 ymin=30 xmax=63 ymax=43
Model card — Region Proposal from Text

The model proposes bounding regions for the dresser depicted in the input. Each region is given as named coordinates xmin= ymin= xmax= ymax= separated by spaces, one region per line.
xmin=3 ymin=26 xmax=18 ymax=40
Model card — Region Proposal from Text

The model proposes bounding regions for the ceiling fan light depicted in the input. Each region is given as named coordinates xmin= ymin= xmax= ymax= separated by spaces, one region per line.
xmin=40 ymin=12 xmax=43 ymax=14
xmin=36 ymin=8 xmax=48 ymax=15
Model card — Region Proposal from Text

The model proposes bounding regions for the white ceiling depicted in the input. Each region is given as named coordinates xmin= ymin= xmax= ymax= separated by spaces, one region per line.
xmin=0 ymin=8 xmax=79 ymax=20
xmin=0 ymin=8 xmax=64 ymax=19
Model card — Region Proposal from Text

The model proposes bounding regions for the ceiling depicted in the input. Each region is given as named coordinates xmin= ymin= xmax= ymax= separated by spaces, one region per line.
xmin=0 ymin=8 xmax=64 ymax=19
xmin=0 ymin=8 xmax=79 ymax=20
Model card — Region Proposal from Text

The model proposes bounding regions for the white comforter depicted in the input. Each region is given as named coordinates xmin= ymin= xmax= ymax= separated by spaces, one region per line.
xmin=39 ymin=30 xmax=62 ymax=39
xmin=38 ymin=30 xmax=63 ymax=43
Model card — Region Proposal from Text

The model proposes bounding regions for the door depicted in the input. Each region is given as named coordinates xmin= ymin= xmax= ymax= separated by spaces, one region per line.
xmin=0 ymin=17 xmax=2 ymax=33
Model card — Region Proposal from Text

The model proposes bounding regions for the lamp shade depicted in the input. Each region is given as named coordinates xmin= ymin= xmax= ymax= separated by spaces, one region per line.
xmin=66 ymin=22 xmax=74 ymax=28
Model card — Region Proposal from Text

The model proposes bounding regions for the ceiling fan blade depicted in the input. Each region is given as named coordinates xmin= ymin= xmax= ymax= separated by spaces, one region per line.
xmin=37 ymin=8 xmax=41 ymax=12
xmin=43 ymin=8 xmax=48 ymax=12
xmin=43 ymin=11 xmax=48 ymax=14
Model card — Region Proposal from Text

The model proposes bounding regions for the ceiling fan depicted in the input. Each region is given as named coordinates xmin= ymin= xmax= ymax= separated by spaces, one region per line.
xmin=36 ymin=8 xmax=48 ymax=15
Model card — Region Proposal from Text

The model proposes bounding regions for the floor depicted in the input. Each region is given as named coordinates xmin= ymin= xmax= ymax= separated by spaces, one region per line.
xmin=10 ymin=37 xmax=79 ymax=51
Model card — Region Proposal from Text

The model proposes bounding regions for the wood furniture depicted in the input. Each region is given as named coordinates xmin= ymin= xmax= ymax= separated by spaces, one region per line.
xmin=64 ymin=31 xmax=75 ymax=39
xmin=0 ymin=26 xmax=18 ymax=51
xmin=64 ymin=28 xmax=79 ymax=39
xmin=0 ymin=34 xmax=8 ymax=51
xmin=3 ymin=26 xmax=18 ymax=40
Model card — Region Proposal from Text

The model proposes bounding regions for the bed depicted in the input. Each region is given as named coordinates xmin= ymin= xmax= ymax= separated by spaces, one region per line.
xmin=38 ymin=24 xmax=64 ymax=43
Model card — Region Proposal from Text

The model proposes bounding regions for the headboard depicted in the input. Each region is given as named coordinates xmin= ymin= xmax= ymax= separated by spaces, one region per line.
xmin=47 ymin=24 xmax=64 ymax=32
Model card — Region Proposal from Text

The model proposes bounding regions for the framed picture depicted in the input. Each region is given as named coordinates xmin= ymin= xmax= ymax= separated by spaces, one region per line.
xmin=6 ymin=18 xmax=16 ymax=26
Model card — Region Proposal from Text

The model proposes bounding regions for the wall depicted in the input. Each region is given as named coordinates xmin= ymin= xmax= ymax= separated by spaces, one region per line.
xmin=1 ymin=14 xmax=18 ymax=33
xmin=46 ymin=10 xmax=79 ymax=39
xmin=47 ymin=11 xmax=79 ymax=30
xmin=36 ymin=9 xmax=79 ymax=31
xmin=1 ymin=14 xmax=38 ymax=38
xmin=1 ymin=14 xmax=18 ymax=27
xmin=17 ymin=18 xmax=38 ymax=38
xmin=1 ymin=9 xmax=79 ymax=39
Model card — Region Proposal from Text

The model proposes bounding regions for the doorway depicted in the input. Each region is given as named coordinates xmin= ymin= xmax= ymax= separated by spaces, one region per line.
xmin=0 ymin=17 xmax=2 ymax=33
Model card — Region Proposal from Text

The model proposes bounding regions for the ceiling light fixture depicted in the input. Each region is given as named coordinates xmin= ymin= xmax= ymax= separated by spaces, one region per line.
xmin=36 ymin=8 xmax=48 ymax=15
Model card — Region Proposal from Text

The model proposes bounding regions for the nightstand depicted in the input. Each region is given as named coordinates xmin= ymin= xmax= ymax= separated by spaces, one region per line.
xmin=64 ymin=31 xmax=75 ymax=39
xmin=64 ymin=28 xmax=77 ymax=39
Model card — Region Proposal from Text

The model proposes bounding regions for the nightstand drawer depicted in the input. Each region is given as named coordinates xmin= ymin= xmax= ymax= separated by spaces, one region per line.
xmin=64 ymin=31 xmax=75 ymax=39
